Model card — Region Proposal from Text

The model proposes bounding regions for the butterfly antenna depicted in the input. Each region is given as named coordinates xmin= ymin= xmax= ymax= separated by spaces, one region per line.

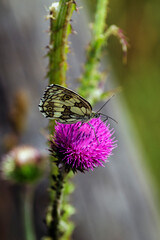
xmin=96 ymin=94 xmax=115 ymax=113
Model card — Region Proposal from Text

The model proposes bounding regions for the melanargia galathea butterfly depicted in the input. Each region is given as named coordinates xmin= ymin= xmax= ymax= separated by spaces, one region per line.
xmin=39 ymin=84 xmax=100 ymax=124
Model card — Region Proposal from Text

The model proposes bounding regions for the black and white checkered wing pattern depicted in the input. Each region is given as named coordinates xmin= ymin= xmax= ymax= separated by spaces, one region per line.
xmin=39 ymin=84 xmax=93 ymax=124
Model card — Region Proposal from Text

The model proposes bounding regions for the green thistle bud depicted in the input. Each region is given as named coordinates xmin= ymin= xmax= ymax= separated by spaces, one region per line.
xmin=1 ymin=146 xmax=46 ymax=184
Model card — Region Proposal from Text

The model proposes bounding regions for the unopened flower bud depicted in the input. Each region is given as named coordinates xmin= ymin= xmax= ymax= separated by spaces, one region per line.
xmin=1 ymin=146 xmax=46 ymax=183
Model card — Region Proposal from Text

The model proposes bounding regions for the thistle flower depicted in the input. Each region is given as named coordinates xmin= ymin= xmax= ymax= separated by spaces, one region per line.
xmin=50 ymin=118 xmax=117 ymax=172
xmin=1 ymin=146 xmax=45 ymax=183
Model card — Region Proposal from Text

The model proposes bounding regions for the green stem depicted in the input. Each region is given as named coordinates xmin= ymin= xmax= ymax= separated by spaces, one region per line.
xmin=48 ymin=168 xmax=66 ymax=240
xmin=47 ymin=0 xmax=76 ymax=86
xmin=48 ymin=0 xmax=76 ymax=133
xmin=78 ymin=0 xmax=109 ymax=103
xmin=93 ymin=0 xmax=109 ymax=37
xmin=45 ymin=1 xmax=76 ymax=240
xmin=23 ymin=185 xmax=36 ymax=240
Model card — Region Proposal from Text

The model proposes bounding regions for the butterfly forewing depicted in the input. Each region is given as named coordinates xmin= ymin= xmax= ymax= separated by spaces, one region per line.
xmin=39 ymin=84 xmax=93 ymax=124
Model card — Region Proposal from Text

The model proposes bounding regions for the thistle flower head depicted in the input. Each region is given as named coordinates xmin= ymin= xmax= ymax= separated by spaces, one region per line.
xmin=1 ymin=146 xmax=45 ymax=183
xmin=50 ymin=118 xmax=117 ymax=173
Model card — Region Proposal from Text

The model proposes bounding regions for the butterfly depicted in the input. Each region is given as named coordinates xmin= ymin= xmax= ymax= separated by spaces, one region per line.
xmin=39 ymin=84 xmax=101 ymax=124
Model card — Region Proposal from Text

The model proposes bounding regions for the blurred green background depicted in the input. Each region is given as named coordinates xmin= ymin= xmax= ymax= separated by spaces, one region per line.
xmin=108 ymin=0 xmax=160 ymax=200
xmin=89 ymin=0 xmax=160 ymax=201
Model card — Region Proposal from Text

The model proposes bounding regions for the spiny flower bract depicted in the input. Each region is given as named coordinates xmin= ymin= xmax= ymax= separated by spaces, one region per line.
xmin=50 ymin=118 xmax=117 ymax=172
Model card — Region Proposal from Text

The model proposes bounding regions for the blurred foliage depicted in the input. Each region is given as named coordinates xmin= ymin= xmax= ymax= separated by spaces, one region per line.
xmin=87 ymin=0 xmax=160 ymax=200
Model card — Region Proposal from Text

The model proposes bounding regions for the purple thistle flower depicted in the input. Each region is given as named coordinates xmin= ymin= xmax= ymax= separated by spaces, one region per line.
xmin=50 ymin=118 xmax=117 ymax=173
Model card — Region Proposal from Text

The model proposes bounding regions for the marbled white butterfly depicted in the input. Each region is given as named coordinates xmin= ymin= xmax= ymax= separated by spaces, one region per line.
xmin=39 ymin=84 xmax=115 ymax=124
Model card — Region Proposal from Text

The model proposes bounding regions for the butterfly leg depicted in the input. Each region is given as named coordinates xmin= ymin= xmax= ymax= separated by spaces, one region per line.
xmin=103 ymin=116 xmax=118 ymax=124
xmin=103 ymin=117 xmax=108 ymax=123
xmin=87 ymin=122 xmax=99 ymax=144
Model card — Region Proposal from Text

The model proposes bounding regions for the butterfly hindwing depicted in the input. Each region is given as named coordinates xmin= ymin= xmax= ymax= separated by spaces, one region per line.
xmin=39 ymin=84 xmax=93 ymax=124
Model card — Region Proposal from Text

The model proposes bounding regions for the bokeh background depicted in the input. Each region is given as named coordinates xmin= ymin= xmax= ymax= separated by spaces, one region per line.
xmin=107 ymin=0 xmax=160 ymax=199
xmin=0 ymin=0 xmax=160 ymax=240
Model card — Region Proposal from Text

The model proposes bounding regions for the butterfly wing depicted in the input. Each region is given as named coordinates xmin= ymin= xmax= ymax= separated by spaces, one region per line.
xmin=39 ymin=84 xmax=93 ymax=124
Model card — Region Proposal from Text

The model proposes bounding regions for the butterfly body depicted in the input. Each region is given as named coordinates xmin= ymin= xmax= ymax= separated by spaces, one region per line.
xmin=39 ymin=84 xmax=100 ymax=124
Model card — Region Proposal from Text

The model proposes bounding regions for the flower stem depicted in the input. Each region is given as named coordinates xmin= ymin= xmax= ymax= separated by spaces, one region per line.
xmin=93 ymin=0 xmax=109 ymax=37
xmin=45 ymin=164 xmax=74 ymax=240
xmin=45 ymin=1 xmax=76 ymax=239
xmin=78 ymin=0 xmax=109 ymax=103
xmin=48 ymin=168 xmax=65 ymax=239
xmin=23 ymin=185 xmax=36 ymax=240
xmin=47 ymin=0 xmax=76 ymax=134
xmin=47 ymin=0 xmax=76 ymax=86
